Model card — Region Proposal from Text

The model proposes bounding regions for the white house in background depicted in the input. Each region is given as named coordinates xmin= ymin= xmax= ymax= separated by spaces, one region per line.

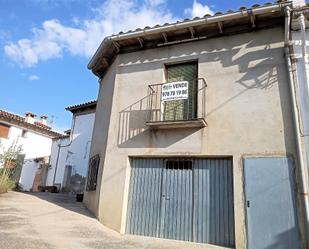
xmin=45 ymin=100 xmax=96 ymax=193
xmin=45 ymin=131 xmax=70 ymax=191
xmin=0 ymin=110 xmax=61 ymax=191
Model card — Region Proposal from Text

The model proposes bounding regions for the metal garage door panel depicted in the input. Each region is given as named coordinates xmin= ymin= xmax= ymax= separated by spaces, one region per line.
xmin=244 ymin=157 xmax=300 ymax=249
xmin=193 ymin=159 xmax=235 ymax=247
xmin=160 ymin=160 xmax=193 ymax=241
xmin=126 ymin=158 xmax=163 ymax=237
xmin=127 ymin=158 xmax=235 ymax=247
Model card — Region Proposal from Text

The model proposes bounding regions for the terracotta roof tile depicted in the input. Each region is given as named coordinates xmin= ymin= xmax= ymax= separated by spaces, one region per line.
xmin=0 ymin=109 xmax=63 ymax=138
xmin=88 ymin=0 xmax=292 ymax=77
xmin=65 ymin=100 xmax=97 ymax=112
xmin=111 ymin=1 xmax=290 ymax=36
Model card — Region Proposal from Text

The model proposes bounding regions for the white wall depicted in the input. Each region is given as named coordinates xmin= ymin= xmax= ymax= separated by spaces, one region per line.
xmin=45 ymin=112 xmax=95 ymax=191
xmin=0 ymin=124 xmax=52 ymax=191
xmin=45 ymin=137 xmax=70 ymax=187
xmin=68 ymin=113 xmax=95 ymax=178
xmin=19 ymin=160 xmax=39 ymax=191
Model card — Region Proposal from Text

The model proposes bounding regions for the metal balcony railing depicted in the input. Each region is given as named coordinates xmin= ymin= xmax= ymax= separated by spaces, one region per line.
xmin=146 ymin=78 xmax=207 ymax=127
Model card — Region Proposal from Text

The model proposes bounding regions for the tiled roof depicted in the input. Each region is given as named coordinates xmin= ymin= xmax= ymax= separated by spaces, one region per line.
xmin=0 ymin=109 xmax=63 ymax=138
xmin=65 ymin=100 xmax=97 ymax=112
xmin=88 ymin=0 xmax=292 ymax=77
xmin=52 ymin=134 xmax=70 ymax=140
xmin=34 ymin=121 xmax=51 ymax=130
xmin=110 ymin=1 xmax=287 ymax=37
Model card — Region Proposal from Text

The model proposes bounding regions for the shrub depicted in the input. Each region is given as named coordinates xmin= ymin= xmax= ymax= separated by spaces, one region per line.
xmin=0 ymin=172 xmax=15 ymax=194
xmin=0 ymin=140 xmax=23 ymax=194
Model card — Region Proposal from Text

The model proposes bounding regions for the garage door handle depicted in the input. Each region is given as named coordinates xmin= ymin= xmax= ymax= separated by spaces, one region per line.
xmin=162 ymin=195 xmax=170 ymax=200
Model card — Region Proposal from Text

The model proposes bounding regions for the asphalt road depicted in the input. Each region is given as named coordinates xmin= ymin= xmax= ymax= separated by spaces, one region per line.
xmin=0 ymin=191 xmax=216 ymax=249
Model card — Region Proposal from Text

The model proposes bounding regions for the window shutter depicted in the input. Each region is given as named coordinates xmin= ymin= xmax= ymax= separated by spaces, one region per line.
xmin=164 ymin=62 xmax=197 ymax=121
xmin=0 ymin=123 xmax=10 ymax=138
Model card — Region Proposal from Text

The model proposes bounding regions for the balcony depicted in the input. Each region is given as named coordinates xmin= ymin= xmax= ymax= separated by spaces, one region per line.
xmin=146 ymin=78 xmax=207 ymax=129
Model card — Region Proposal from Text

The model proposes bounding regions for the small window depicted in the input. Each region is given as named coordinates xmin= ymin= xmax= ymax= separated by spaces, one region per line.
xmin=21 ymin=130 xmax=28 ymax=138
xmin=86 ymin=154 xmax=100 ymax=191
xmin=166 ymin=159 xmax=192 ymax=170
xmin=0 ymin=123 xmax=10 ymax=138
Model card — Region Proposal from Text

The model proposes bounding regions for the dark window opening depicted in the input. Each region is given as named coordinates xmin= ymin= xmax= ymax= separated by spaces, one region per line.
xmin=166 ymin=159 xmax=193 ymax=170
xmin=86 ymin=154 xmax=100 ymax=191
xmin=21 ymin=130 xmax=27 ymax=138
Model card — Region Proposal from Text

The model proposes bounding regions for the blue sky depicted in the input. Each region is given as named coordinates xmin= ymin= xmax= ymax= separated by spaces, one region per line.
xmin=0 ymin=0 xmax=267 ymax=132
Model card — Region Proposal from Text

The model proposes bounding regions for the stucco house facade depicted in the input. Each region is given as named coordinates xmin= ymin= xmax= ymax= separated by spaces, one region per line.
xmin=0 ymin=110 xmax=61 ymax=191
xmin=84 ymin=1 xmax=309 ymax=249
xmin=45 ymin=101 xmax=96 ymax=193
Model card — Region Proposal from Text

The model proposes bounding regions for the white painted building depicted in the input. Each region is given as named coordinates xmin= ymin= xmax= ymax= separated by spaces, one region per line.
xmin=45 ymin=101 xmax=96 ymax=193
xmin=0 ymin=110 xmax=61 ymax=191
xmin=45 ymin=134 xmax=70 ymax=189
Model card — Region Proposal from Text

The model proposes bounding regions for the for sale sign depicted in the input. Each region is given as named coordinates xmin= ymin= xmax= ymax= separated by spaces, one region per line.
xmin=161 ymin=81 xmax=189 ymax=101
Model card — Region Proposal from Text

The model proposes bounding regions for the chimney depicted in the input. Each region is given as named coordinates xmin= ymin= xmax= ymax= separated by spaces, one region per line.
xmin=40 ymin=115 xmax=48 ymax=125
xmin=25 ymin=112 xmax=36 ymax=124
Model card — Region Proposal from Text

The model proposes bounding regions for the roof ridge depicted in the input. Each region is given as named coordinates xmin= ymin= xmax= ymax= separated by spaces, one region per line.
xmin=109 ymin=1 xmax=290 ymax=37
xmin=88 ymin=0 xmax=293 ymax=77
xmin=0 ymin=109 xmax=63 ymax=138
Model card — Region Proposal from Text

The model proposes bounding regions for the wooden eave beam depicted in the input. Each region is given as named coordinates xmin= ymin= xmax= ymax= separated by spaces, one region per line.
xmin=137 ymin=37 xmax=144 ymax=48
xmin=188 ymin=27 xmax=195 ymax=38
xmin=162 ymin=32 xmax=168 ymax=43
xmin=218 ymin=22 xmax=223 ymax=34
xmin=113 ymin=41 xmax=120 ymax=53
xmin=248 ymin=9 xmax=256 ymax=28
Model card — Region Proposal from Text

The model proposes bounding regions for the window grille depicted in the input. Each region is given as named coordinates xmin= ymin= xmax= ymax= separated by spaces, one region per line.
xmin=86 ymin=154 xmax=100 ymax=191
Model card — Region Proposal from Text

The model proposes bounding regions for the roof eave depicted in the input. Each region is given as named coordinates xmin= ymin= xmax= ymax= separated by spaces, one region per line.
xmin=88 ymin=1 xmax=292 ymax=77
xmin=65 ymin=101 xmax=97 ymax=113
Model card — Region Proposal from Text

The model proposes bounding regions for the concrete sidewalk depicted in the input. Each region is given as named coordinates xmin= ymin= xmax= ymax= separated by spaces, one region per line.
xmin=0 ymin=191 xmax=220 ymax=249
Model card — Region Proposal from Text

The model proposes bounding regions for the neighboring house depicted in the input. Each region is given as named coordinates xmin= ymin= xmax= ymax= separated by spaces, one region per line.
xmin=0 ymin=110 xmax=61 ymax=191
xmin=45 ymin=101 xmax=96 ymax=193
xmin=45 ymin=131 xmax=70 ymax=191
xmin=84 ymin=1 xmax=309 ymax=249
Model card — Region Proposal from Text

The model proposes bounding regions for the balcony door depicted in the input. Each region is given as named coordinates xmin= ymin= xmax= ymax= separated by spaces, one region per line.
xmin=163 ymin=62 xmax=198 ymax=121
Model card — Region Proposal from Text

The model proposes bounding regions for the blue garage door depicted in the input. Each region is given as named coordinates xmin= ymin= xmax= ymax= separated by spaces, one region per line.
xmin=244 ymin=157 xmax=300 ymax=249
xmin=126 ymin=158 xmax=235 ymax=247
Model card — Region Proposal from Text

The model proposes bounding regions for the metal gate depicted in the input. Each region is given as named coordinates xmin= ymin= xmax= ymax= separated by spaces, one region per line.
xmin=126 ymin=158 xmax=235 ymax=247
xmin=244 ymin=157 xmax=300 ymax=249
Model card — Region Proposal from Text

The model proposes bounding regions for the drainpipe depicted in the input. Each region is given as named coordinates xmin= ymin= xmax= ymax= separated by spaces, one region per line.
xmin=298 ymin=13 xmax=309 ymax=140
xmin=52 ymin=144 xmax=61 ymax=185
xmin=284 ymin=6 xmax=309 ymax=243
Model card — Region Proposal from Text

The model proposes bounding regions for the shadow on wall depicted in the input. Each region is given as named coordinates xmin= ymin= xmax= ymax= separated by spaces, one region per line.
xmin=117 ymin=95 xmax=149 ymax=148
xmin=262 ymin=225 xmax=301 ymax=249
xmin=116 ymin=29 xmax=294 ymax=153
xmin=201 ymin=46 xmax=282 ymax=117
xmin=117 ymin=92 xmax=203 ymax=149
